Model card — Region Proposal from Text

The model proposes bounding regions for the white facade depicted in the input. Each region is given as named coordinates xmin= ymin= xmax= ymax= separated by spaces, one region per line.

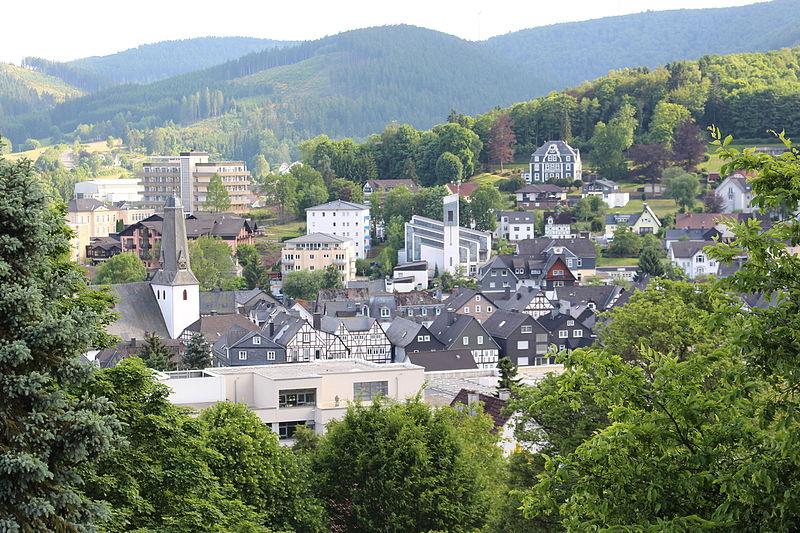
xmin=151 ymin=282 xmax=200 ymax=339
xmin=393 ymin=262 xmax=429 ymax=291
xmin=495 ymin=211 xmax=535 ymax=241
xmin=544 ymin=214 xmax=572 ymax=239
xmin=669 ymin=241 xmax=719 ymax=279
xmin=306 ymin=200 xmax=371 ymax=258
xmin=159 ymin=360 xmax=426 ymax=439
xmin=74 ymin=179 xmax=143 ymax=203
xmin=526 ymin=140 xmax=582 ymax=183
xmin=716 ymin=174 xmax=755 ymax=213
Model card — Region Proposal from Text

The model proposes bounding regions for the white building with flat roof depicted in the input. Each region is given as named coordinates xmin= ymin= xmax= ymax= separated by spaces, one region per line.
xmin=157 ymin=359 xmax=425 ymax=440
xmin=306 ymin=200 xmax=371 ymax=258
xmin=75 ymin=178 xmax=143 ymax=203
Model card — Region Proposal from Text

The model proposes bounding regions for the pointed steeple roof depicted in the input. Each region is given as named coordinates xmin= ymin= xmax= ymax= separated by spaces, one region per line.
xmin=151 ymin=197 xmax=199 ymax=286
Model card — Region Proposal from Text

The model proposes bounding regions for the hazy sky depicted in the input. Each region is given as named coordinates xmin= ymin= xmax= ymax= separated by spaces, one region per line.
xmin=3 ymin=0 xmax=760 ymax=64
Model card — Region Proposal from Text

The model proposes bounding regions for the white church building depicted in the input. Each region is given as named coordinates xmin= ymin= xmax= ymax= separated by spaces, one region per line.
xmin=399 ymin=194 xmax=491 ymax=276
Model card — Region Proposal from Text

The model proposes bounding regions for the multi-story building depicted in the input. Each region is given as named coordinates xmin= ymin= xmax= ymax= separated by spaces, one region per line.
xmin=582 ymin=178 xmax=629 ymax=208
xmin=362 ymin=179 xmax=420 ymax=204
xmin=401 ymin=194 xmax=492 ymax=276
xmin=543 ymin=211 xmax=573 ymax=239
xmin=282 ymin=233 xmax=357 ymax=282
xmin=494 ymin=211 xmax=535 ymax=241
xmin=140 ymin=151 xmax=253 ymax=213
xmin=74 ymin=178 xmax=143 ymax=203
xmin=66 ymin=199 xmax=120 ymax=263
xmin=514 ymin=184 xmax=567 ymax=210
xmin=157 ymin=359 xmax=425 ymax=440
xmin=522 ymin=140 xmax=582 ymax=183
xmin=668 ymin=241 xmax=719 ymax=279
xmin=715 ymin=173 xmax=755 ymax=213
xmin=305 ymin=200 xmax=371 ymax=259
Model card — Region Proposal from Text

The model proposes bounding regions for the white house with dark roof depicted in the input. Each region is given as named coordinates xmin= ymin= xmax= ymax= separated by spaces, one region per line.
xmin=305 ymin=200 xmax=371 ymax=258
xmin=543 ymin=211 xmax=573 ymax=239
xmin=604 ymin=204 xmax=661 ymax=239
xmin=494 ymin=210 xmax=535 ymax=241
xmin=668 ymin=241 xmax=719 ymax=279
xmin=522 ymin=140 xmax=582 ymax=183
xmin=582 ymin=178 xmax=629 ymax=208
xmin=715 ymin=173 xmax=755 ymax=213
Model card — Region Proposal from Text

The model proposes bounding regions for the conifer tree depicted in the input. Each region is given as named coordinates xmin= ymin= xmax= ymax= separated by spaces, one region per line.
xmin=497 ymin=357 xmax=521 ymax=395
xmin=0 ymin=155 xmax=119 ymax=530
xmin=182 ymin=333 xmax=212 ymax=369
xmin=205 ymin=172 xmax=231 ymax=212
xmin=139 ymin=332 xmax=173 ymax=371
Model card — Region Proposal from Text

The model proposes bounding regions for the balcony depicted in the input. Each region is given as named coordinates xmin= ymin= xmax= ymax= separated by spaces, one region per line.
xmin=282 ymin=258 xmax=295 ymax=265
xmin=333 ymin=258 xmax=347 ymax=265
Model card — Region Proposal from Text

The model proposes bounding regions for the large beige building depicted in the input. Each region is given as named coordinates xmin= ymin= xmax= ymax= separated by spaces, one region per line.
xmin=66 ymin=199 xmax=154 ymax=263
xmin=158 ymin=359 xmax=425 ymax=439
xmin=140 ymin=151 xmax=253 ymax=213
xmin=282 ymin=233 xmax=357 ymax=282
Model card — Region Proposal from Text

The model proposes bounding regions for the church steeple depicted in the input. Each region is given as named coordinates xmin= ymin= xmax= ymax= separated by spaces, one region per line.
xmin=151 ymin=196 xmax=198 ymax=286
xmin=151 ymin=197 xmax=199 ymax=338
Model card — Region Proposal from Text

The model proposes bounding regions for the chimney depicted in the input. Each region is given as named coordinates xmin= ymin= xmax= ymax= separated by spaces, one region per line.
xmin=516 ymin=292 xmax=522 ymax=300
xmin=446 ymin=310 xmax=457 ymax=326
xmin=313 ymin=312 xmax=322 ymax=330
xmin=498 ymin=389 xmax=511 ymax=401
xmin=504 ymin=287 xmax=511 ymax=299
xmin=269 ymin=322 xmax=275 ymax=337
xmin=467 ymin=391 xmax=480 ymax=406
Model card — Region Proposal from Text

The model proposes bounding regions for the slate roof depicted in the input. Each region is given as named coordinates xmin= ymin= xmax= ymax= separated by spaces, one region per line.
xmin=266 ymin=312 xmax=308 ymax=346
xmin=450 ymin=389 xmax=511 ymax=429
xmin=200 ymin=291 xmax=237 ymax=315
xmin=497 ymin=287 xmax=553 ymax=313
xmin=427 ymin=312 xmax=488 ymax=347
xmin=445 ymin=288 xmax=498 ymax=311
xmin=394 ymin=261 xmax=428 ymax=272
xmin=105 ymin=282 xmax=169 ymax=340
xmin=384 ymin=317 xmax=425 ymax=347
xmin=544 ymin=211 xmax=572 ymax=225
xmin=724 ymin=174 xmax=753 ymax=192
xmin=583 ymin=178 xmax=618 ymax=192
xmin=394 ymin=291 xmax=441 ymax=307
xmin=605 ymin=212 xmax=639 ymax=225
xmin=669 ymin=240 xmax=716 ymax=259
xmin=184 ymin=313 xmax=261 ymax=343
xmin=94 ymin=337 xmax=183 ymax=369
xmin=482 ymin=309 xmax=531 ymax=339
xmin=88 ymin=236 xmax=122 ymax=250
xmin=305 ymin=200 xmax=369 ymax=211
xmin=408 ymin=350 xmax=478 ymax=372
xmin=365 ymin=179 xmax=420 ymax=193
xmin=516 ymin=183 xmax=565 ymax=194
xmin=665 ymin=228 xmax=721 ymax=242
xmin=188 ymin=213 xmax=254 ymax=239
xmin=674 ymin=212 xmax=751 ymax=230
xmin=496 ymin=210 xmax=535 ymax=223
xmin=531 ymin=140 xmax=579 ymax=158
xmin=555 ymin=285 xmax=623 ymax=311
xmin=67 ymin=198 xmax=112 ymax=212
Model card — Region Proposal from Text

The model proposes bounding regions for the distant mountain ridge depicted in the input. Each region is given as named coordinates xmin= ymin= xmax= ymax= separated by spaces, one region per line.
xmin=482 ymin=0 xmax=800 ymax=90
xmin=66 ymin=36 xmax=297 ymax=85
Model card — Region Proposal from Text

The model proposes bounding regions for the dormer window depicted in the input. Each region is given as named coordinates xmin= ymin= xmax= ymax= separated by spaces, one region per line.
xmin=253 ymin=336 xmax=261 ymax=345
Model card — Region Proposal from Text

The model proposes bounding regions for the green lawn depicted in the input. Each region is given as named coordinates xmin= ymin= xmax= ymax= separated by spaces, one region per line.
xmin=612 ymin=198 xmax=678 ymax=218
xmin=257 ymin=220 xmax=305 ymax=241
xmin=597 ymin=256 xmax=639 ymax=267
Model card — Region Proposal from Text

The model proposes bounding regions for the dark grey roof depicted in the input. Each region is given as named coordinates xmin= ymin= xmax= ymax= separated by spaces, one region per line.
xmin=724 ymin=174 xmax=752 ymax=192
xmin=428 ymin=312 xmax=476 ymax=346
xmin=482 ymin=309 xmax=532 ymax=338
xmin=105 ymin=282 xmax=169 ymax=340
xmin=285 ymin=232 xmax=352 ymax=244
xmin=665 ymin=228 xmax=720 ymax=242
xmin=200 ymin=291 xmax=237 ymax=315
xmin=89 ymin=236 xmax=122 ymax=250
xmin=555 ymin=285 xmax=623 ymax=311
xmin=185 ymin=313 xmax=260 ymax=343
xmin=445 ymin=288 xmax=498 ymax=311
xmin=266 ymin=312 xmax=308 ymax=346
xmin=394 ymin=291 xmax=441 ymax=307
xmin=234 ymin=289 xmax=277 ymax=306
xmin=605 ymin=212 xmax=639 ymax=226
xmin=451 ymin=389 xmax=511 ymax=428
xmin=385 ymin=317 xmax=424 ymax=347
xmin=496 ymin=287 xmax=553 ymax=312
xmin=544 ymin=212 xmax=572 ymax=225
xmin=305 ymin=200 xmax=369 ymax=211
xmin=531 ymin=140 xmax=578 ymax=157
xmin=408 ymin=350 xmax=478 ymax=372
xmin=394 ymin=261 xmax=428 ymax=272
xmin=516 ymin=183 xmax=564 ymax=194
xmin=151 ymin=198 xmax=199 ymax=286
xmin=669 ymin=241 xmax=716 ymax=259
xmin=67 ymin=198 xmax=111 ymax=212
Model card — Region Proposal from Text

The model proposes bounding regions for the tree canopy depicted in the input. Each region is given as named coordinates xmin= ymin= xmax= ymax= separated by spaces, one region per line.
xmin=95 ymin=252 xmax=147 ymax=284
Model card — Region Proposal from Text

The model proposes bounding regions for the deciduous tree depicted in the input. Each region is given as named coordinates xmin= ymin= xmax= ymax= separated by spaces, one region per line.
xmin=205 ymin=172 xmax=231 ymax=213
xmin=487 ymin=113 xmax=516 ymax=170
xmin=95 ymin=252 xmax=147 ymax=284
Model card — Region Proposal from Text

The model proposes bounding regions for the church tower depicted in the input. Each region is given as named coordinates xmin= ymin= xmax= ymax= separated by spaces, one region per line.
xmin=443 ymin=193 xmax=460 ymax=274
xmin=150 ymin=197 xmax=199 ymax=338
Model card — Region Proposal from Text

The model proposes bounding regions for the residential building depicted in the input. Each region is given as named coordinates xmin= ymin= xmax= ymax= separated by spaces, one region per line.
xmin=66 ymin=198 xmax=120 ymax=263
xmin=522 ymin=140 xmax=582 ymax=183
xmin=316 ymin=315 xmax=392 ymax=364
xmin=664 ymin=228 xmax=722 ymax=250
xmin=478 ymin=254 xmax=576 ymax=294
xmin=401 ymin=193 xmax=492 ymax=276
xmin=394 ymin=291 xmax=445 ymax=323
xmin=554 ymin=285 xmax=624 ymax=313
xmin=118 ymin=212 xmax=256 ymax=268
xmin=385 ymin=317 xmax=446 ymax=362
xmin=582 ymin=178 xmax=629 ymax=208
xmin=74 ymin=178 xmax=143 ymax=203
xmin=86 ymin=236 xmax=122 ymax=263
xmin=675 ymin=212 xmax=757 ymax=240
xmin=392 ymin=261 xmax=429 ymax=291
xmin=515 ymin=184 xmax=567 ymax=210
xmin=305 ymin=200 xmax=371 ymax=258
xmin=668 ymin=241 xmax=719 ymax=279
xmin=596 ymin=266 xmax=639 ymax=283
xmin=158 ymin=359 xmax=426 ymax=439
xmin=183 ymin=312 xmax=263 ymax=343
xmin=282 ymin=233 xmax=357 ymax=282
xmin=264 ymin=311 xmax=347 ymax=362
xmin=543 ymin=211 xmax=573 ymax=239
xmin=537 ymin=310 xmax=594 ymax=354
xmin=495 ymin=287 xmax=555 ymax=318
xmin=482 ymin=309 xmax=550 ymax=367
xmin=116 ymin=204 xmax=156 ymax=226
xmin=604 ymin=204 xmax=662 ymax=239
xmin=451 ymin=390 xmax=516 ymax=454
xmin=213 ymin=327 xmax=287 ymax=366
xmin=140 ymin=151 xmax=254 ymax=213
xmin=363 ymin=179 xmax=419 ymax=204
xmin=494 ymin=211 xmax=535 ymax=241
xmin=715 ymin=173 xmax=754 ymax=213
xmin=517 ymin=238 xmax=598 ymax=281
xmin=444 ymin=288 xmax=500 ymax=323
xmin=428 ymin=312 xmax=500 ymax=369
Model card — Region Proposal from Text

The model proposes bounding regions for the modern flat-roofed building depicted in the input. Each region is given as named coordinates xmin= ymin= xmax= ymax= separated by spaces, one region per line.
xmin=140 ymin=151 xmax=253 ymax=213
xmin=282 ymin=233 xmax=357 ymax=282
xmin=75 ymin=178 xmax=143 ymax=203
xmin=306 ymin=200 xmax=371 ymax=258
xmin=157 ymin=359 xmax=425 ymax=440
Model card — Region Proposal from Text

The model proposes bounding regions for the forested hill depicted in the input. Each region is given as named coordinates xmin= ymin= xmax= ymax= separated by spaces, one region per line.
xmin=63 ymin=37 xmax=296 ymax=85
xmin=0 ymin=25 xmax=546 ymax=145
xmin=483 ymin=0 xmax=800 ymax=90
xmin=0 ymin=63 xmax=83 ymax=117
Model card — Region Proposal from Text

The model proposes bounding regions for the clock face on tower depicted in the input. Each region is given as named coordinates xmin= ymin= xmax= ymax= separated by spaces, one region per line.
xmin=178 ymin=260 xmax=187 ymax=269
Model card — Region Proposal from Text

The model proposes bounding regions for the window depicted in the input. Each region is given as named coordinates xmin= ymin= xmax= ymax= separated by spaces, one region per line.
xmin=279 ymin=389 xmax=316 ymax=407
xmin=303 ymin=332 xmax=311 ymax=343
xmin=487 ymin=306 xmax=493 ymax=312
xmin=521 ymin=325 xmax=533 ymax=334
xmin=353 ymin=381 xmax=388 ymax=401
xmin=475 ymin=305 xmax=481 ymax=313
xmin=463 ymin=307 xmax=470 ymax=313
xmin=567 ymin=320 xmax=574 ymax=326
xmin=421 ymin=308 xmax=427 ymax=316
xmin=435 ymin=308 xmax=441 ymax=315
xmin=477 ymin=336 xmax=484 ymax=345
xmin=475 ymin=295 xmax=481 ymax=302
xmin=252 ymin=336 xmax=261 ymax=345
xmin=573 ymin=329 xmax=583 ymax=337
xmin=558 ymin=330 xmax=568 ymax=338
xmin=696 ymin=255 xmax=705 ymax=263
xmin=238 ymin=350 xmax=247 ymax=360
xmin=278 ymin=421 xmax=313 ymax=440
xmin=380 ymin=307 xmax=390 ymax=318
xmin=489 ymin=282 xmax=496 ymax=288
xmin=554 ymin=281 xmax=565 ymax=287
xmin=183 ymin=289 xmax=188 ymax=300
xmin=463 ymin=336 xmax=469 ymax=345
xmin=501 ymin=270 xmax=507 ymax=276
xmin=408 ymin=309 xmax=414 ymax=317
xmin=517 ymin=340 xmax=529 ymax=350
xmin=267 ymin=351 xmax=276 ymax=361
xmin=417 ymin=335 xmax=426 ymax=342
xmin=553 ymin=269 xmax=564 ymax=276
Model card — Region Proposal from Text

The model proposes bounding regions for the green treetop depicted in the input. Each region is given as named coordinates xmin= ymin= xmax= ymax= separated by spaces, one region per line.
xmin=95 ymin=252 xmax=147 ymax=284
xmin=204 ymin=172 xmax=231 ymax=213
xmin=182 ymin=332 xmax=212 ymax=369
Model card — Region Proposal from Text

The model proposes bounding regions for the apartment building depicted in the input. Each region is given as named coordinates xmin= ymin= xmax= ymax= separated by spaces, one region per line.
xmin=74 ymin=178 xmax=143 ymax=203
xmin=306 ymin=200 xmax=371 ymax=258
xmin=282 ymin=233 xmax=357 ymax=282
xmin=140 ymin=151 xmax=253 ymax=213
